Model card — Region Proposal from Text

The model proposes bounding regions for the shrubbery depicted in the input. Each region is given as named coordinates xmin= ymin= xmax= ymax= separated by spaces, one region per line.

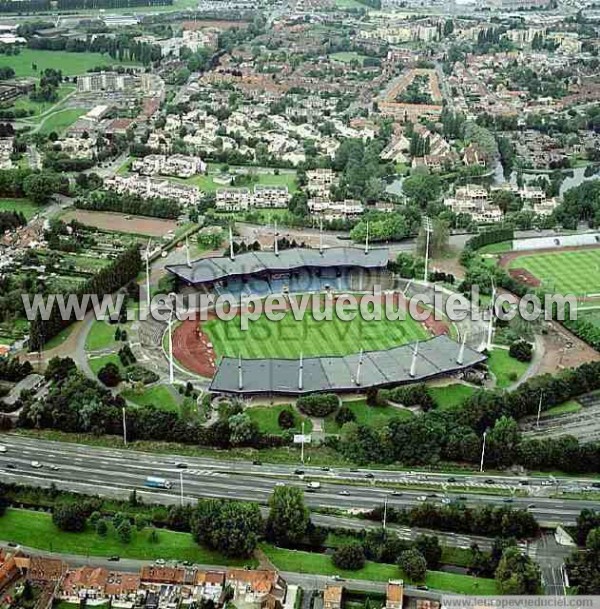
xmin=509 ymin=340 xmax=533 ymax=362
xmin=379 ymin=383 xmax=435 ymax=411
xmin=332 ymin=541 xmax=366 ymax=570
xmin=296 ymin=393 xmax=338 ymax=417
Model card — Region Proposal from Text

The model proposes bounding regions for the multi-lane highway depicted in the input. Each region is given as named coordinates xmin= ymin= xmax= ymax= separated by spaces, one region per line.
xmin=0 ymin=435 xmax=596 ymax=527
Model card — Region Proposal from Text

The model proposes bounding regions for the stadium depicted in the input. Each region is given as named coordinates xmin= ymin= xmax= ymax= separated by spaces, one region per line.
xmin=162 ymin=243 xmax=487 ymax=396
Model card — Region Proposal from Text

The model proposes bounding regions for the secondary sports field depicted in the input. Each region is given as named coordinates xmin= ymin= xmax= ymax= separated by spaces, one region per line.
xmin=507 ymin=248 xmax=600 ymax=295
xmin=202 ymin=307 xmax=429 ymax=359
xmin=0 ymin=49 xmax=138 ymax=78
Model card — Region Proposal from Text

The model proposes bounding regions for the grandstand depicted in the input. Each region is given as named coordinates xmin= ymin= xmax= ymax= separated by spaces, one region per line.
xmin=166 ymin=246 xmax=392 ymax=298
xmin=512 ymin=233 xmax=600 ymax=252
xmin=210 ymin=334 xmax=486 ymax=396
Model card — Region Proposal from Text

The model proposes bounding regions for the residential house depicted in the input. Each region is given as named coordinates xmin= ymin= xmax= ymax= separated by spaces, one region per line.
xmin=226 ymin=569 xmax=286 ymax=605
xmin=323 ymin=584 xmax=343 ymax=609
xmin=385 ymin=580 xmax=404 ymax=609
xmin=444 ymin=184 xmax=503 ymax=223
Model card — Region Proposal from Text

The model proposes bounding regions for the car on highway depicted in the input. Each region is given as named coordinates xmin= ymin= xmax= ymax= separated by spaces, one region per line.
xmin=5 ymin=464 xmax=16 ymax=470
xmin=0 ymin=445 xmax=7 ymax=453
xmin=252 ymin=460 xmax=262 ymax=466
xmin=503 ymin=498 xmax=513 ymax=503
xmin=591 ymin=482 xmax=600 ymax=489
xmin=331 ymin=575 xmax=345 ymax=581
xmin=417 ymin=495 xmax=427 ymax=501
xmin=527 ymin=503 xmax=536 ymax=509
xmin=441 ymin=498 xmax=451 ymax=505
xmin=484 ymin=479 xmax=494 ymax=484
xmin=426 ymin=493 xmax=437 ymax=498
xmin=391 ymin=491 xmax=402 ymax=496
xmin=294 ymin=469 xmax=304 ymax=475
xmin=416 ymin=585 xmax=429 ymax=591
xmin=49 ymin=465 xmax=60 ymax=471
xmin=275 ymin=482 xmax=285 ymax=487
xmin=321 ymin=467 xmax=330 ymax=471
xmin=339 ymin=490 xmax=350 ymax=496
xmin=365 ymin=473 xmax=375 ymax=479
xmin=31 ymin=461 xmax=42 ymax=469
xmin=155 ymin=559 xmax=166 ymax=566
xmin=108 ymin=556 xmax=120 ymax=562
xmin=447 ymin=477 xmax=456 ymax=483
xmin=175 ymin=462 xmax=188 ymax=469
xmin=519 ymin=480 xmax=529 ymax=485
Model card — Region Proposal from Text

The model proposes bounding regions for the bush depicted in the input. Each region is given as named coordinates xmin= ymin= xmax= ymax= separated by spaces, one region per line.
xmin=381 ymin=384 xmax=435 ymax=411
xmin=97 ymin=362 xmax=122 ymax=387
xmin=509 ymin=340 xmax=533 ymax=363
xmin=335 ymin=405 xmax=356 ymax=427
xmin=278 ymin=409 xmax=295 ymax=430
xmin=52 ymin=503 xmax=88 ymax=532
xmin=296 ymin=393 xmax=338 ymax=417
xmin=398 ymin=548 xmax=427 ymax=582
xmin=126 ymin=365 xmax=159 ymax=385
xmin=332 ymin=542 xmax=366 ymax=570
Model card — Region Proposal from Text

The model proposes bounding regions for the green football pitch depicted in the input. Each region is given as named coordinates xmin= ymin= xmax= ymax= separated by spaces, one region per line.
xmin=508 ymin=248 xmax=600 ymax=295
xmin=202 ymin=307 xmax=429 ymax=359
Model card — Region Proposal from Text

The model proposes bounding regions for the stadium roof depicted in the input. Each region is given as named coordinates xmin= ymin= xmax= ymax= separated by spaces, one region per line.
xmin=209 ymin=334 xmax=486 ymax=395
xmin=166 ymin=247 xmax=389 ymax=285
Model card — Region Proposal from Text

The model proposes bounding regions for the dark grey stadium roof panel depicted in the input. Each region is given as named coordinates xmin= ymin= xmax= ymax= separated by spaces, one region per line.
xmin=166 ymin=247 xmax=390 ymax=285
xmin=209 ymin=334 xmax=486 ymax=395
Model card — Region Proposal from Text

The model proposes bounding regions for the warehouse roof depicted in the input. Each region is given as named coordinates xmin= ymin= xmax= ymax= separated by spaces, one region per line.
xmin=209 ymin=334 xmax=486 ymax=395
xmin=166 ymin=247 xmax=389 ymax=285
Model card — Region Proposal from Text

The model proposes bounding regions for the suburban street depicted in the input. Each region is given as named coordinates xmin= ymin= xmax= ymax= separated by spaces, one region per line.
xmin=0 ymin=435 xmax=596 ymax=528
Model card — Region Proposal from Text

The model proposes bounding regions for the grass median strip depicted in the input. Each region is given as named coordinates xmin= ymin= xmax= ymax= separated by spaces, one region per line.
xmin=0 ymin=508 xmax=249 ymax=566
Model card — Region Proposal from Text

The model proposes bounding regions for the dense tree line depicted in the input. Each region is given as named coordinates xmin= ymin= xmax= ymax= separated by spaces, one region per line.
xmin=27 ymin=33 xmax=161 ymax=65
xmin=76 ymin=190 xmax=181 ymax=220
xmin=0 ymin=211 xmax=26 ymax=234
xmin=0 ymin=357 xmax=33 ymax=382
xmin=554 ymin=180 xmax=600 ymax=229
xmin=29 ymin=246 xmax=142 ymax=351
xmin=0 ymin=168 xmax=67 ymax=202
xmin=331 ymin=361 xmax=600 ymax=472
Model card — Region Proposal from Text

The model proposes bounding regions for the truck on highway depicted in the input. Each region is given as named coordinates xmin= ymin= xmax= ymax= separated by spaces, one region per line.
xmin=306 ymin=482 xmax=321 ymax=491
xmin=144 ymin=476 xmax=172 ymax=490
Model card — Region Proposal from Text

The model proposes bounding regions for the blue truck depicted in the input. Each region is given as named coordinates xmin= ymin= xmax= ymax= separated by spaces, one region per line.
xmin=144 ymin=476 xmax=172 ymax=490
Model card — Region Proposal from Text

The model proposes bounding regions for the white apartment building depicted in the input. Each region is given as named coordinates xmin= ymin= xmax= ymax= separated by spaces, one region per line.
xmin=131 ymin=154 xmax=207 ymax=178
xmin=215 ymin=185 xmax=291 ymax=212
xmin=308 ymin=198 xmax=364 ymax=221
xmin=306 ymin=168 xmax=338 ymax=197
xmin=444 ymin=184 xmax=503 ymax=223
xmin=104 ymin=175 xmax=201 ymax=206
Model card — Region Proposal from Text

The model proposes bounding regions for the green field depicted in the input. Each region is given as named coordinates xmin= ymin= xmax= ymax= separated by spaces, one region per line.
xmin=430 ymin=384 xmax=478 ymax=411
xmin=89 ymin=353 xmax=125 ymax=375
xmin=247 ymin=404 xmax=313 ymax=435
xmin=0 ymin=508 xmax=248 ymax=565
xmin=508 ymin=248 xmax=600 ymax=295
xmin=578 ymin=308 xmax=600 ymax=328
xmin=330 ymin=52 xmax=368 ymax=65
xmin=38 ymin=109 xmax=86 ymax=135
xmin=86 ymin=320 xmax=119 ymax=352
xmin=182 ymin=168 xmax=298 ymax=194
xmin=203 ymin=303 xmax=429 ymax=359
xmin=324 ymin=399 xmax=413 ymax=433
xmin=0 ymin=49 xmax=137 ymax=78
xmin=11 ymin=84 xmax=75 ymax=117
xmin=121 ymin=384 xmax=181 ymax=413
xmin=487 ymin=349 xmax=530 ymax=389
xmin=0 ymin=198 xmax=41 ymax=220
xmin=262 ymin=545 xmax=497 ymax=594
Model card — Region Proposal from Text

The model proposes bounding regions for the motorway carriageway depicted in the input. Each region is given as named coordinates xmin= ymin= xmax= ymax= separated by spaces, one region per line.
xmin=0 ymin=435 xmax=596 ymax=527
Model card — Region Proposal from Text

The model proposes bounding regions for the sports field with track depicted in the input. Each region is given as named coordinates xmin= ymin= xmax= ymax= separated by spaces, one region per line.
xmin=507 ymin=248 xmax=600 ymax=295
xmin=202 ymin=309 xmax=429 ymax=359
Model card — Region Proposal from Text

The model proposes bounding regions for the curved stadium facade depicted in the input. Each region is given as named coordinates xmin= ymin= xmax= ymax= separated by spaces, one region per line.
xmin=166 ymin=246 xmax=487 ymax=396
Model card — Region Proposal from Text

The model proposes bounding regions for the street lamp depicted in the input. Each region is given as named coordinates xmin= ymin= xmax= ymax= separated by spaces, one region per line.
xmin=179 ymin=470 xmax=184 ymax=506
xmin=422 ymin=216 xmax=433 ymax=283
xmin=167 ymin=292 xmax=177 ymax=385
xmin=479 ymin=430 xmax=488 ymax=473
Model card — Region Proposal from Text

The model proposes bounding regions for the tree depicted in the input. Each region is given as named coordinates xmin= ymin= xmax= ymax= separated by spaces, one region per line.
xmin=495 ymin=546 xmax=541 ymax=594
xmin=116 ymin=519 xmax=133 ymax=543
xmin=487 ymin=416 xmax=521 ymax=467
xmin=402 ymin=174 xmax=441 ymax=208
xmin=491 ymin=190 xmax=519 ymax=216
xmin=266 ymin=486 xmax=310 ymax=546
xmin=398 ymin=549 xmax=428 ymax=582
xmin=335 ymin=405 xmax=356 ymax=427
xmin=96 ymin=518 xmax=108 ymax=537
xmin=23 ymin=172 xmax=61 ymax=205
xmin=414 ymin=535 xmax=442 ymax=570
xmin=97 ymin=362 xmax=122 ymax=387
xmin=509 ymin=340 xmax=533 ymax=362
xmin=332 ymin=542 xmax=366 ymax=571
xmin=52 ymin=503 xmax=88 ymax=532
xmin=278 ymin=409 xmax=295 ymax=430
xmin=191 ymin=499 xmax=263 ymax=558
xmin=228 ymin=413 xmax=259 ymax=446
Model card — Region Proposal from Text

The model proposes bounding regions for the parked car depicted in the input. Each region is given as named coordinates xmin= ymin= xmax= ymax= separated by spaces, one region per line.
xmin=31 ymin=461 xmax=42 ymax=469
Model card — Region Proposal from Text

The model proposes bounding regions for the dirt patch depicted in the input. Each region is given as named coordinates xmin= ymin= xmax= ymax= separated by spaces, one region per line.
xmin=537 ymin=320 xmax=600 ymax=374
xmin=172 ymin=292 xmax=448 ymax=378
xmin=508 ymin=267 xmax=541 ymax=287
xmin=61 ymin=210 xmax=178 ymax=237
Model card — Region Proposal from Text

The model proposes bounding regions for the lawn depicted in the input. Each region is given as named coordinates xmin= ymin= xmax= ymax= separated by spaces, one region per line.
xmin=478 ymin=241 xmax=513 ymax=255
xmin=544 ymin=400 xmax=582 ymax=417
xmin=11 ymin=84 xmax=75 ymax=118
xmin=0 ymin=508 xmax=248 ymax=566
xmin=44 ymin=323 xmax=76 ymax=350
xmin=0 ymin=198 xmax=41 ymax=220
xmin=203 ymin=303 xmax=429 ymax=359
xmin=86 ymin=320 xmax=119 ymax=352
xmin=430 ymin=384 xmax=477 ymax=411
xmin=0 ymin=49 xmax=137 ymax=78
xmin=121 ymin=385 xmax=181 ymax=413
xmin=180 ymin=167 xmax=298 ymax=194
xmin=247 ymin=404 xmax=313 ymax=435
xmin=329 ymin=52 xmax=367 ymax=65
xmin=507 ymin=248 xmax=600 ymax=295
xmin=88 ymin=353 xmax=124 ymax=375
xmin=487 ymin=349 xmax=530 ymax=389
xmin=262 ymin=545 xmax=497 ymax=595
xmin=39 ymin=109 xmax=86 ymax=135
xmin=324 ymin=399 xmax=413 ymax=433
